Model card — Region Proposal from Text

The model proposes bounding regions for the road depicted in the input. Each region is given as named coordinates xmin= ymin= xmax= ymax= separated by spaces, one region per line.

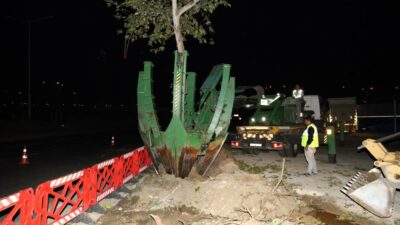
xmin=0 ymin=129 xmax=143 ymax=197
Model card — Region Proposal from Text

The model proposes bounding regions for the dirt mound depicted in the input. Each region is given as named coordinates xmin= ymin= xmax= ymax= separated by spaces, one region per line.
xmin=199 ymin=146 xmax=239 ymax=177
xmin=98 ymin=160 xmax=308 ymax=225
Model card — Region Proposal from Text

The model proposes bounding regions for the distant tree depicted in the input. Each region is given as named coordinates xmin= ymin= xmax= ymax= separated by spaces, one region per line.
xmin=105 ymin=0 xmax=230 ymax=54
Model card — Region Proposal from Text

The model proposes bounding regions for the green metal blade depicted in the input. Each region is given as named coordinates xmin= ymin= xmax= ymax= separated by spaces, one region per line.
xmin=137 ymin=61 xmax=163 ymax=148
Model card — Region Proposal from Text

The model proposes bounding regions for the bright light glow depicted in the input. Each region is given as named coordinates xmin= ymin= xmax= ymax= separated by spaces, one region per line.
xmin=326 ymin=129 xmax=332 ymax=135
xmin=272 ymin=142 xmax=283 ymax=148
xmin=251 ymin=118 xmax=255 ymax=122
xmin=231 ymin=141 xmax=240 ymax=148
xmin=233 ymin=113 xmax=239 ymax=117
xmin=261 ymin=116 xmax=266 ymax=122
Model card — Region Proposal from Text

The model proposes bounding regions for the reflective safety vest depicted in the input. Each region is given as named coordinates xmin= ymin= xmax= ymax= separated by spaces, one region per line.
xmin=301 ymin=123 xmax=319 ymax=148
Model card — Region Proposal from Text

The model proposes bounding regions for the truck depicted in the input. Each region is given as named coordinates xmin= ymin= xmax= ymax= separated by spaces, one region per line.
xmin=229 ymin=86 xmax=328 ymax=157
xmin=327 ymin=97 xmax=358 ymax=133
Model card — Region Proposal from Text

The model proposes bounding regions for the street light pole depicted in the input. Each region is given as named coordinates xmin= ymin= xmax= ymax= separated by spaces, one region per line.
xmin=5 ymin=15 xmax=53 ymax=120
xmin=28 ymin=21 xmax=31 ymax=120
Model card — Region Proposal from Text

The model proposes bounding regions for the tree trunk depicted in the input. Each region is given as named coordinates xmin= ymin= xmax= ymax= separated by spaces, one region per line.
xmin=172 ymin=0 xmax=185 ymax=53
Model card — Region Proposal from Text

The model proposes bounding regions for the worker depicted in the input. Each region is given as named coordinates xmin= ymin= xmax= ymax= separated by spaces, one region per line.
xmin=292 ymin=84 xmax=304 ymax=122
xmin=301 ymin=116 xmax=319 ymax=176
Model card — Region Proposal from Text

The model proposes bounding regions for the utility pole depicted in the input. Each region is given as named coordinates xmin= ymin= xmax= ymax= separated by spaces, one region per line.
xmin=5 ymin=16 xmax=54 ymax=120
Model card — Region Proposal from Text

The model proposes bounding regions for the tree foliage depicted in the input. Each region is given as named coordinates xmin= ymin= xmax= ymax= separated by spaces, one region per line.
xmin=106 ymin=0 xmax=230 ymax=53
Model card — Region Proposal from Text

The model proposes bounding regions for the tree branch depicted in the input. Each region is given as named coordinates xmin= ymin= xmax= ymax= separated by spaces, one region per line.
xmin=271 ymin=158 xmax=286 ymax=193
xmin=178 ymin=0 xmax=201 ymax=17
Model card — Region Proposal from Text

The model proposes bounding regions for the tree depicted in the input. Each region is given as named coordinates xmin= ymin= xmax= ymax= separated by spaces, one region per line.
xmin=105 ymin=0 xmax=230 ymax=54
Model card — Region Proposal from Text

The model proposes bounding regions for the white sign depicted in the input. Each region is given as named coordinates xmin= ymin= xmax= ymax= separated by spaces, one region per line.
xmin=249 ymin=143 xmax=262 ymax=147
xmin=260 ymin=99 xmax=270 ymax=106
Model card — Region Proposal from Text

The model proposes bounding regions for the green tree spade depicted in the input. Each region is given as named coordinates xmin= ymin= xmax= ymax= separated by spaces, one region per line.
xmin=105 ymin=0 xmax=230 ymax=53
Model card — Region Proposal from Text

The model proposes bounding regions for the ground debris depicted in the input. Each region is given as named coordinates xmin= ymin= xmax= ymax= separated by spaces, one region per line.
xmin=97 ymin=147 xmax=395 ymax=225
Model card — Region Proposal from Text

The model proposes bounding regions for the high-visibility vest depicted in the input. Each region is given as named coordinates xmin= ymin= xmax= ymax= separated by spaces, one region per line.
xmin=301 ymin=123 xmax=319 ymax=148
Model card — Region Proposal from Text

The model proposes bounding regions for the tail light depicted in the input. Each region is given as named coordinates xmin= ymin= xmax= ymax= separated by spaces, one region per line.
xmin=231 ymin=141 xmax=240 ymax=148
xmin=272 ymin=142 xmax=283 ymax=149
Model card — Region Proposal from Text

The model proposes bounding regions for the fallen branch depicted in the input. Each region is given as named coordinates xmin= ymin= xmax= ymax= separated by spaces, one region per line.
xmin=235 ymin=205 xmax=253 ymax=218
xmin=279 ymin=209 xmax=295 ymax=224
xmin=202 ymin=213 xmax=241 ymax=225
xmin=161 ymin=184 xmax=181 ymax=202
xmin=149 ymin=214 xmax=164 ymax=225
xmin=272 ymin=158 xmax=286 ymax=193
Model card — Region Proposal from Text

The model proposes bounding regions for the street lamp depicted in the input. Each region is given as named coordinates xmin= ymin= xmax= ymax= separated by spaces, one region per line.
xmin=5 ymin=15 xmax=54 ymax=119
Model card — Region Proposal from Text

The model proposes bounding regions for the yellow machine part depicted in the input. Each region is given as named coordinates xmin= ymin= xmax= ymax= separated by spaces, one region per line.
xmin=341 ymin=137 xmax=400 ymax=218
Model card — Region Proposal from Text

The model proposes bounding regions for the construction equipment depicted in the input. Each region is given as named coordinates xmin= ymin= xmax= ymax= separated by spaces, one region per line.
xmin=230 ymin=86 xmax=327 ymax=157
xmin=341 ymin=132 xmax=400 ymax=217
xmin=327 ymin=97 xmax=358 ymax=133
xmin=137 ymin=51 xmax=235 ymax=178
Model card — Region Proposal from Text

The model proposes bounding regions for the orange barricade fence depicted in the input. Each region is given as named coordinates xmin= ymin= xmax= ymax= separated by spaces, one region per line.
xmin=0 ymin=146 xmax=152 ymax=225
xmin=0 ymin=188 xmax=34 ymax=225
xmin=34 ymin=169 xmax=91 ymax=225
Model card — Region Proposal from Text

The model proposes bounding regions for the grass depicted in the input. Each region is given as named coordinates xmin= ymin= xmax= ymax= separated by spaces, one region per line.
xmin=234 ymin=159 xmax=285 ymax=174
xmin=338 ymin=212 xmax=367 ymax=221
xmin=324 ymin=176 xmax=342 ymax=187
xmin=235 ymin=159 xmax=269 ymax=174
xmin=332 ymin=170 xmax=353 ymax=177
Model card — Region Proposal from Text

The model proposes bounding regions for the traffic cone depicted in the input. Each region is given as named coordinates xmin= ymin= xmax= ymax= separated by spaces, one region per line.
xmin=111 ymin=136 xmax=115 ymax=147
xmin=20 ymin=145 xmax=29 ymax=165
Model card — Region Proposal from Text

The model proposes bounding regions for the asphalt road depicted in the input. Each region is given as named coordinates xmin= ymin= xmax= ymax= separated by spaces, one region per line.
xmin=0 ymin=130 xmax=143 ymax=197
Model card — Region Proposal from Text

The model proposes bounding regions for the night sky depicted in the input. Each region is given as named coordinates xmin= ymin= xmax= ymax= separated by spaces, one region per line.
xmin=1 ymin=0 xmax=399 ymax=107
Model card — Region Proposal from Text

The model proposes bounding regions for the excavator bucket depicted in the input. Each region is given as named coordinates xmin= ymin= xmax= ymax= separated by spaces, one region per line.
xmin=341 ymin=168 xmax=396 ymax=218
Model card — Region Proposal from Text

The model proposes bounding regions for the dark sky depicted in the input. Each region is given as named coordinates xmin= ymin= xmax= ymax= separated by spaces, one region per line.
xmin=1 ymin=0 xmax=399 ymax=105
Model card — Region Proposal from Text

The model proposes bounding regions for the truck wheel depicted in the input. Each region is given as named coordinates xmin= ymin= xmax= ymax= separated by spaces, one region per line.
xmin=286 ymin=143 xmax=298 ymax=157
xmin=279 ymin=143 xmax=298 ymax=158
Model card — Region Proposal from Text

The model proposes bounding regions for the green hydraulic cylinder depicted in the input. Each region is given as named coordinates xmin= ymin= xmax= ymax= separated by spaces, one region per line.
xmin=339 ymin=121 xmax=345 ymax=146
xmin=326 ymin=126 xmax=336 ymax=163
